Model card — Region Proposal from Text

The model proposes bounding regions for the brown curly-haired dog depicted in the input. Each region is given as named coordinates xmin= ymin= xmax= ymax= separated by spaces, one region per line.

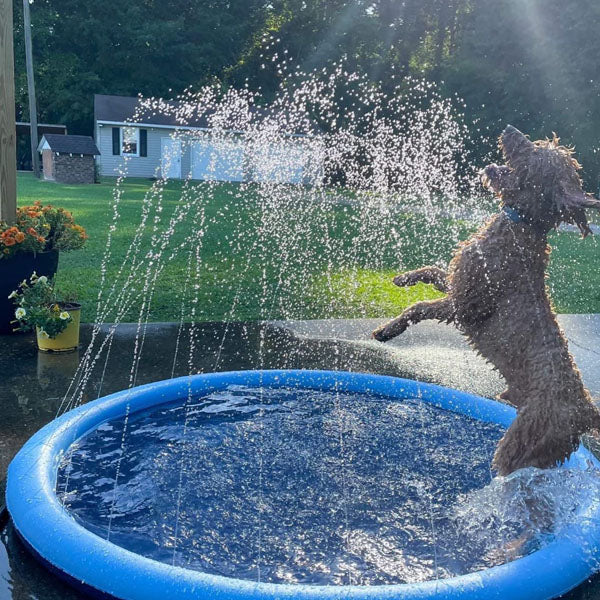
xmin=372 ymin=125 xmax=600 ymax=476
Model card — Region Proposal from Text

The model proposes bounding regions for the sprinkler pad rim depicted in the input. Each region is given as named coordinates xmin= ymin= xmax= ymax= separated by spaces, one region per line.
xmin=6 ymin=369 xmax=600 ymax=600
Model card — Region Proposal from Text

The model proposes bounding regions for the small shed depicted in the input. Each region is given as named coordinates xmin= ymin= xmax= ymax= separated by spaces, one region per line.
xmin=37 ymin=134 xmax=100 ymax=184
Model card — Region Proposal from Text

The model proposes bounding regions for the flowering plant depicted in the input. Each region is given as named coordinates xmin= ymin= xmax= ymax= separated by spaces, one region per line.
xmin=0 ymin=201 xmax=87 ymax=259
xmin=10 ymin=272 xmax=78 ymax=338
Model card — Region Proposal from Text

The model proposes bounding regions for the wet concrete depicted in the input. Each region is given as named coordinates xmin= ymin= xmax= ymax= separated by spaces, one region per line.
xmin=1 ymin=318 xmax=600 ymax=599
xmin=274 ymin=314 xmax=600 ymax=398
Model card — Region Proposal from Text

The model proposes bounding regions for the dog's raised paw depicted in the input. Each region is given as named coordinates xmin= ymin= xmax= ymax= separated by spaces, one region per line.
xmin=393 ymin=274 xmax=412 ymax=287
xmin=371 ymin=328 xmax=388 ymax=342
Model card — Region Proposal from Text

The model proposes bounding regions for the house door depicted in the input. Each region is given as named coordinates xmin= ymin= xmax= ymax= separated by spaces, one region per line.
xmin=161 ymin=138 xmax=182 ymax=179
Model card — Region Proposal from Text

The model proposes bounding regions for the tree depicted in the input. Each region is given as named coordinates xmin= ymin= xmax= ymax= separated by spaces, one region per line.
xmin=11 ymin=0 xmax=600 ymax=184
xmin=441 ymin=0 xmax=600 ymax=183
xmin=13 ymin=0 xmax=271 ymax=134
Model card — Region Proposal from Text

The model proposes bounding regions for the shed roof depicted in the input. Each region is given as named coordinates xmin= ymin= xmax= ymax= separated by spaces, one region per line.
xmin=16 ymin=122 xmax=67 ymax=136
xmin=39 ymin=134 xmax=100 ymax=155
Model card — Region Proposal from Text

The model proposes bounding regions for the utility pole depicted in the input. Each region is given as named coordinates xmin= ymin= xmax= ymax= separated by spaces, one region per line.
xmin=23 ymin=0 xmax=40 ymax=178
xmin=0 ymin=0 xmax=17 ymax=222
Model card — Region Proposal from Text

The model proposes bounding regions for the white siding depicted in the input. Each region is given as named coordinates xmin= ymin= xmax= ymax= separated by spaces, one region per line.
xmin=191 ymin=139 xmax=245 ymax=182
xmin=95 ymin=125 xmax=165 ymax=178
xmin=95 ymin=122 xmax=324 ymax=185
xmin=247 ymin=138 xmax=324 ymax=185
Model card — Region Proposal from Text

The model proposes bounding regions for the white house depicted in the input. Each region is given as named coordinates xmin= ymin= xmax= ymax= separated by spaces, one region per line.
xmin=94 ymin=94 xmax=324 ymax=184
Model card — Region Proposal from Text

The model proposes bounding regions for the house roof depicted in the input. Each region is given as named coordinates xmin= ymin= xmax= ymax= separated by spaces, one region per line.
xmin=38 ymin=134 xmax=100 ymax=155
xmin=94 ymin=94 xmax=320 ymax=135
xmin=94 ymin=94 xmax=208 ymax=128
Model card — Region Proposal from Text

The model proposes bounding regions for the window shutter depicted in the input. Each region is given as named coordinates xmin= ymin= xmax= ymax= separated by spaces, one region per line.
xmin=112 ymin=128 xmax=120 ymax=155
xmin=140 ymin=129 xmax=147 ymax=157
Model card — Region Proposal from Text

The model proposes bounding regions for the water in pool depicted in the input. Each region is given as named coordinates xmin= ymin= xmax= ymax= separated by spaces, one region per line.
xmin=56 ymin=385 xmax=600 ymax=585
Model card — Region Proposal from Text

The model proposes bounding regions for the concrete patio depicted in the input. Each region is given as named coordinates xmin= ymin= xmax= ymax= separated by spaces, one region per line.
xmin=1 ymin=316 xmax=599 ymax=598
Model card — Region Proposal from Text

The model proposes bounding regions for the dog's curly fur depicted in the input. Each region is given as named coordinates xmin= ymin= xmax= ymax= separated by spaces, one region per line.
xmin=372 ymin=125 xmax=600 ymax=476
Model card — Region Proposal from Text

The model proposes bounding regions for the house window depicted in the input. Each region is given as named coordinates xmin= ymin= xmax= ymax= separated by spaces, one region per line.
xmin=121 ymin=127 xmax=139 ymax=156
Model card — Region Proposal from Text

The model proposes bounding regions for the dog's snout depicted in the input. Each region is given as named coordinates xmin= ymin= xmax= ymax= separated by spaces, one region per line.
xmin=503 ymin=124 xmax=521 ymax=137
xmin=501 ymin=124 xmax=533 ymax=157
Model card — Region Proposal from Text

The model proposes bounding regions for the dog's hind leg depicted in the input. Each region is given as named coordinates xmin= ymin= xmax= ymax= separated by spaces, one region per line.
xmin=393 ymin=267 xmax=449 ymax=294
xmin=372 ymin=297 xmax=454 ymax=342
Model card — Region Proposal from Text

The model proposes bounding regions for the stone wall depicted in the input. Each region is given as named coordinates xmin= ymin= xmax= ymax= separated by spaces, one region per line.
xmin=53 ymin=153 xmax=95 ymax=184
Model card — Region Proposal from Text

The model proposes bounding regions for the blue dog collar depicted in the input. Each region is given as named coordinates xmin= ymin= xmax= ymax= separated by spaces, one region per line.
xmin=503 ymin=205 xmax=523 ymax=223
xmin=502 ymin=204 xmax=549 ymax=237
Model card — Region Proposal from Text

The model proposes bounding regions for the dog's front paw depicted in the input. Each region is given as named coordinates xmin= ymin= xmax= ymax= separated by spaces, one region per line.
xmin=371 ymin=325 xmax=394 ymax=342
xmin=372 ymin=318 xmax=408 ymax=342
xmin=393 ymin=273 xmax=412 ymax=287
xmin=371 ymin=327 xmax=387 ymax=342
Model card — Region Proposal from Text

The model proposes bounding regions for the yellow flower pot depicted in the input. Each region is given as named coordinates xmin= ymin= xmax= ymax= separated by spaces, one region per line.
xmin=36 ymin=304 xmax=81 ymax=353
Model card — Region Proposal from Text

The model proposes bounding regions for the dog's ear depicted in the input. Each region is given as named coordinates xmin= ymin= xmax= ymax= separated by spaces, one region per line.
xmin=559 ymin=191 xmax=600 ymax=237
xmin=563 ymin=191 xmax=600 ymax=210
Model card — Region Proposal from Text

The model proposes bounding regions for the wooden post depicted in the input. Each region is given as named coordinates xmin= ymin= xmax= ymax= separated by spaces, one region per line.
xmin=0 ymin=0 xmax=17 ymax=222
xmin=23 ymin=0 xmax=40 ymax=178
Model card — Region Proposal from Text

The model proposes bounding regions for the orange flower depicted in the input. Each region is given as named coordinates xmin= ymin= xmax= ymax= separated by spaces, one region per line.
xmin=15 ymin=232 xmax=25 ymax=243
xmin=68 ymin=224 xmax=87 ymax=239
xmin=27 ymin=227 xmax=37 ymax=235
xmin=4 ymin=237 xmax=15 ymax=246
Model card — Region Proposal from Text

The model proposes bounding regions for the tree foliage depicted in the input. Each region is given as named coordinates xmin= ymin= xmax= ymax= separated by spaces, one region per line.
xmin=13 ymin=0 xmax=600 ymax=184
xmin=13 ymin=0 xmax=268 ymax=133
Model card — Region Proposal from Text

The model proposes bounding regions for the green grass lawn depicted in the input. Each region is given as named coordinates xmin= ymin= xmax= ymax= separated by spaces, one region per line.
xmin=16 ymin=172 xmax=600 ymax=323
